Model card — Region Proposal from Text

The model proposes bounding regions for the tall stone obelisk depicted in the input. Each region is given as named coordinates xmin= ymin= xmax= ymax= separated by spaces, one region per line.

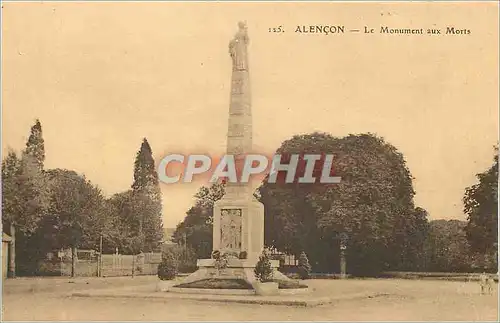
xmin=225 ymin=21 xmax=252 ymax=198
xmin=162 ymin=23 xmax=296 ymax=293
xmin=213 ymin=22 xmax=265 ymax=263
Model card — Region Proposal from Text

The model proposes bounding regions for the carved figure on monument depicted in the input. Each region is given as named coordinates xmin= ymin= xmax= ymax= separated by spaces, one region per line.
xmin=229 ymin=21 xmax=249 ymax=71
xmin=220 ymin=209 xmax=242 ymax=252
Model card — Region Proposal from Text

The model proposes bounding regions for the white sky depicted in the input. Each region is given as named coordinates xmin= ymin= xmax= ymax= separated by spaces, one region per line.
xmin=2 ymin=2 xmax=498 ymax=228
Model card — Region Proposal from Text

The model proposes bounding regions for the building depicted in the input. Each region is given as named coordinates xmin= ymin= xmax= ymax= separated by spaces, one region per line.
xmin=162 ymin=228 xmax=176 ymax=245
xmin=2 ymin=233 xmax=12 ymax=279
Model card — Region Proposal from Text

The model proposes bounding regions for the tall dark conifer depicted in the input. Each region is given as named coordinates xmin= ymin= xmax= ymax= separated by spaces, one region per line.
xmin=131 ymin=138 xmax=163 ymax=252
xmin=2 ymin=119 xmax=50 ymax=277
xmin=25 ymin=119 xmax=45 ymax=170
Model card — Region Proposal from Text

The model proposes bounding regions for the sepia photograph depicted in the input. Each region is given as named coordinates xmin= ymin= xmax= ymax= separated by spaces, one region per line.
xmin=1 ymin=1 xmax=499 ymax=321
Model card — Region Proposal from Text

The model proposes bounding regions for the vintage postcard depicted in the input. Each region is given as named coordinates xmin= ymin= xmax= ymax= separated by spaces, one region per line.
xmin=1 ymin=1 xmax=498 ymax=321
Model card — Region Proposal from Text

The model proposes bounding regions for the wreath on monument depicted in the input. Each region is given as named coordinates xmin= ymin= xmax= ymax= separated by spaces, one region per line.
xmin=212 ymin=250 xmax=229 ymax=272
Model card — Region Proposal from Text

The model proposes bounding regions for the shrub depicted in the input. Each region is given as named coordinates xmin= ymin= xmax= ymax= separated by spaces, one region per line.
xmin=158 ymin=252 xmax=178 ymax=280
xmin=178 ymin=262 xmax=198 ymax=273
xmin=254 ymin=250 xmax=274 ymax=282
xmin=162 ymin=245 xmax=197 ymax=273
xmin=297 ymin=251 xmax=312 ymax=279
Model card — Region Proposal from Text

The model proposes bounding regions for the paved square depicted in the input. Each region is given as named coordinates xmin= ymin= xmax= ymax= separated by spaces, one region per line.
xmin=2 ymin=278 xmax=498 ymax=321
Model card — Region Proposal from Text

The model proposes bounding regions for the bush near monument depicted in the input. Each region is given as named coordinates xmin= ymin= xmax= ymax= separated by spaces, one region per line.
xmin=158 ymin=251 xmax=178 ymax=280
xmin=254 ymin=251 xmax=274 ymax=282
xmin=297 ymin=251 xmax=312 ymax=279
xmin=162 ymin=244 xmax=197 ymax=273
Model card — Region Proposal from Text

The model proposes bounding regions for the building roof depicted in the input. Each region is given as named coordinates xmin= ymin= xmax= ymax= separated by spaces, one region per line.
xmin=164 ymin=228 xmax=175 ymax=239
xmin=2 ymin=233 xmax=12 ymax=242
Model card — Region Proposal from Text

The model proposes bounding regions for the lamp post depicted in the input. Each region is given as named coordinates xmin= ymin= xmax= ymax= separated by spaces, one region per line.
xmin=184 ymin=232 xmax=188 ymax=262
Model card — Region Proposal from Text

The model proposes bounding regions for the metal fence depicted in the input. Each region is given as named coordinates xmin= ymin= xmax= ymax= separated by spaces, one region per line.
xmin=58 ymin=251 xmax=162 ymax=277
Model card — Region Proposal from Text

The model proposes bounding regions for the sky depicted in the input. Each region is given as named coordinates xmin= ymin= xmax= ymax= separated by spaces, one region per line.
xmin=2 ymin=2 xmax=498 ymax=229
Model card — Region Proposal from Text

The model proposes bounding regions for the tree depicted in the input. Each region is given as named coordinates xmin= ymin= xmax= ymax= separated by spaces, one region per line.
xmin=130 ymin=138 xmax=164 ymax=252
xmin=390 ymin=207 xmax=430 ymax=271
xmin=464 ymin=146 xmax=498 ymax=267
xmin=2 ymin=120 xmax=50 ymax=277
xmin=45 ymin=169 xmax=109 ymax=277
xmin=24 ymin=119 xmax=45 ymax=170
xmin=259 ymin=132 xmax=428 ymax=275
xmin=106 ymin=190 xmax=139 ymax=254
xmin=2 ymin=150 xmax=51 ymax=277
xmin=2 ymin=151 xmax=21 ymax=227
xmin=172 ymin=182 xmax=225 ymax=258
xmin=423 ymin=220 xmax=472 ymax=272
xmin=2 ymin=150 xmax=21 ymax=277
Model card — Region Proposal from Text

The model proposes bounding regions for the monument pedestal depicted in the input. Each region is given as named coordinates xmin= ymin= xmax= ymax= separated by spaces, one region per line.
xmin=212 ymin=193 xmax=264 ymax=262
xmin=165 ymin=195 xmax=293 ymax=293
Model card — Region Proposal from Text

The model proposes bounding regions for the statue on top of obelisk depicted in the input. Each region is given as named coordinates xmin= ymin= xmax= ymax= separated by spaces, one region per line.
xmin=229 ymin=21 xmax=249 ymax=71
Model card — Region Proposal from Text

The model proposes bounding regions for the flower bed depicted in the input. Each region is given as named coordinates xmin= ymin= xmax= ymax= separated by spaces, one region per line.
xmin=275 ymin=279 xmax=308 ymax=289
xmin=174 ymin=278 xmax=253 ymax=290
xmin=173 ymin=278 xmax=308 ymax=290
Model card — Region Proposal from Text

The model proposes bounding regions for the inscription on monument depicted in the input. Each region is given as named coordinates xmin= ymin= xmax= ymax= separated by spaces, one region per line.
xmin=228 ymin=123 xmax=245 ymax=137
xmin=220 ymin=209 xmax=242 ymax=253
xmin=227 ymin=145 xmax=244 ymax=155
xmin=232 ymin=78 xmax=244 ymax=94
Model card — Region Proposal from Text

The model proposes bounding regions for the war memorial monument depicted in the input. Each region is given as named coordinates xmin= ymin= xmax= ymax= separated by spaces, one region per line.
xmin=159 ymin=22 xmax=304 ymax=296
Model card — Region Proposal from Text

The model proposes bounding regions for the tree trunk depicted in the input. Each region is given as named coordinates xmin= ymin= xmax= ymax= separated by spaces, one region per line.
xmin=8 ymin=223 xmax=16 ymax=278
xmin=71 ymin=246 xmax=77 ymax=277
xmin=340 ymin=250 xmax=347 ymax=279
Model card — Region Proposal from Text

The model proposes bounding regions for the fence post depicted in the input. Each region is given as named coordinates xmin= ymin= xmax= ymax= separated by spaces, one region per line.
xmin=96 ymin=251 xmax=100 ymax=277
xmin=99 ymin=235 xmax=103 ymax=277
xmin=71 ymin=246 xmax=77 ymax=278
xmin=132 ymin=254 xmax=135 ymax=278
